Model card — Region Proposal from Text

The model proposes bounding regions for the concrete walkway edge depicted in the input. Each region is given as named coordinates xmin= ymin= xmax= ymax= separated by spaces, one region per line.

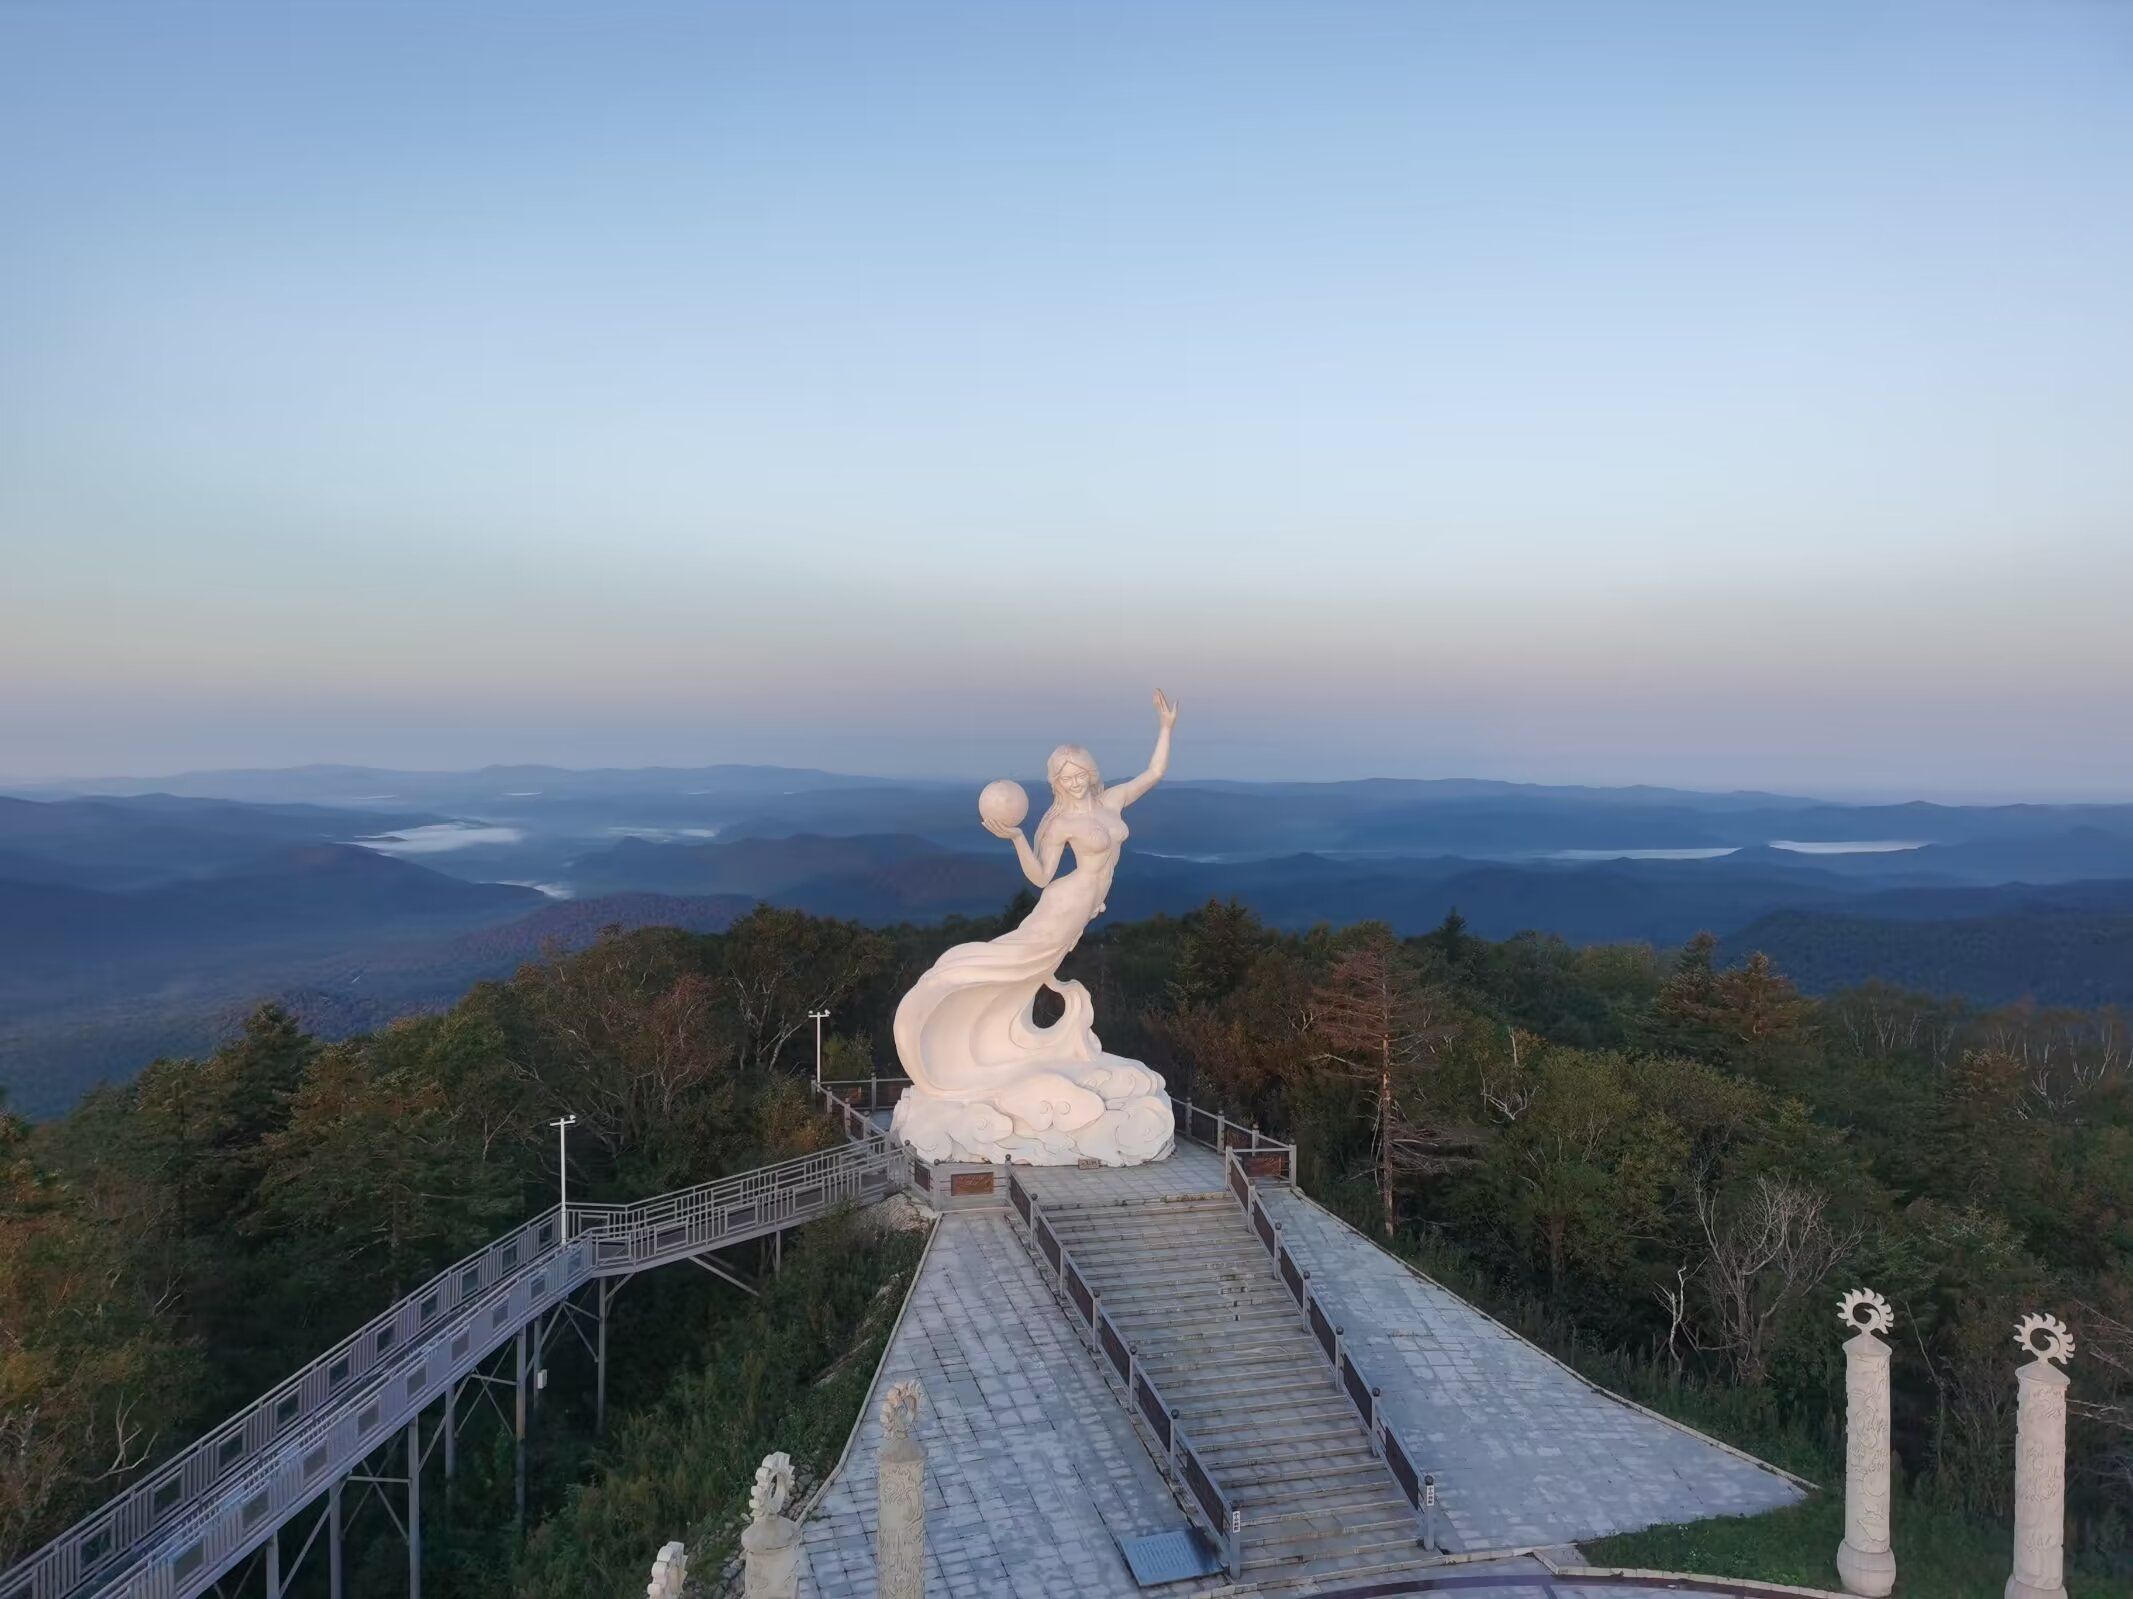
xmin=1537 ymin=1548 xmax=1847 ymax=1598
xmin=1286 ymin=1189 xmax=1820 ymax=1494
xmin=796 ymin=1211 xmax=944 ymax=1525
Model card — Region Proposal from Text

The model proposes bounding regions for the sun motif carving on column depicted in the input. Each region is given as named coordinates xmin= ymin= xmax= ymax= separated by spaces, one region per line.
xmin=1837 ymin=1288 xmax=1895 ymax=1338
xmin=749 ymin=1451 xmax=795 ymax=1524
xmin=2015 ymin=1312 xmax=2075 ymax=1367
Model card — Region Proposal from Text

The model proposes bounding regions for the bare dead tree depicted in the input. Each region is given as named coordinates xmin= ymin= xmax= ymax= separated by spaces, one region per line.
xmin=1480 ymin=1026 xmax=1540 ymax=1124
xmin=1655 ymin=1260 xmax=1704 ymax=1375
xmin=1312 ymin=932 xmax=1465 ymax=1240
xmin=1694 ymin=1172 xmax=1860 ymax=1385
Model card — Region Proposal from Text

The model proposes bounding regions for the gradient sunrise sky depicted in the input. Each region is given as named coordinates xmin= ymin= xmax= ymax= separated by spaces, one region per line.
xmin=2 ymin=2 xmax=2129 ymax=798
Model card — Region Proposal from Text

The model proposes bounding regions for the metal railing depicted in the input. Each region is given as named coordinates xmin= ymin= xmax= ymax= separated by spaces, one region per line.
xmin=573 ymin=1137 xmax=900 ymax=1269
xmin=1004 ymin=1171 xmax=1243 ymax=1579
xmin=1173 ymin=1094 xmax=1296 ymax=1171
xmin=813 ymin=1076 xmax=900 ymax=1146
xmin=814 ymin=1074 xmax=909 ymax=1113
xmin=4 ymin=1201 xmax=567 ymax=1599
xmin=5 ymin=1138 xmax=904 ymax=1599
xmin=1220 ymin=1147 xmax=1437 ymax=1551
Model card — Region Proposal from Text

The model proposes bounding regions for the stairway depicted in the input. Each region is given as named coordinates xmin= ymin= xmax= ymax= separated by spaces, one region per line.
xmin=1035 ymin=1192 xmax=1433 ymax=1590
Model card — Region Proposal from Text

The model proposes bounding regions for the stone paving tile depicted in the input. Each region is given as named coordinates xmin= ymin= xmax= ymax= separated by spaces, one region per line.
xmin=800 ymin=1147 xmax=1806 ymax=1597
xmin=1257 ymin=1188 xmax=1807 ymax=1552
xmin=797 ymin=1210 xmax=1231 ymax=1599
xmin=1014 ymin=1139 xmax=1230 ymax=1205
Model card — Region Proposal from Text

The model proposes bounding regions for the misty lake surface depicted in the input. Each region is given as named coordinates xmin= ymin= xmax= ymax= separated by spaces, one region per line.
xmin=352 ymin=823 xmax=528 ymax=854
xmin=1549 ymin=841 xmax=1926 ymax=861
xmin=1768 ymin=840 xmax=1926 ymax=854
xmin=1551 ymin=848 xmax=1737 ymax=861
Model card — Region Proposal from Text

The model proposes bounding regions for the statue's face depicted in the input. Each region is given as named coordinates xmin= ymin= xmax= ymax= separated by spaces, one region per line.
xmin=1055 ymin=764 xmax=1093 ymax=799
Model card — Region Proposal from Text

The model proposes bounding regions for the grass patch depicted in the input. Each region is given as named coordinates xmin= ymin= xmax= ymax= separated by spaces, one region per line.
xmin=1583 ymin=1483 xmax=2122 ymax=1598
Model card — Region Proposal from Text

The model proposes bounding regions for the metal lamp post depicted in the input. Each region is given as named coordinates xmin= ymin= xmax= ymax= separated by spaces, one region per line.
xmin=809 ymin=1009 xmax=831 ymax=1085
xmin=550 ymin=1114 xmax=577 ymax=1236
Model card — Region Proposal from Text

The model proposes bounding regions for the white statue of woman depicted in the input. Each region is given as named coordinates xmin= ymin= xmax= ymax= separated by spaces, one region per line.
xmin=889 ymin=691 xmax=1179 ymax=1167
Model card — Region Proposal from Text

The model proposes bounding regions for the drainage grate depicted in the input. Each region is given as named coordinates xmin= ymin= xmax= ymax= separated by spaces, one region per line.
xmin=1118 ymin=1527 xmax=1223 ymax=1586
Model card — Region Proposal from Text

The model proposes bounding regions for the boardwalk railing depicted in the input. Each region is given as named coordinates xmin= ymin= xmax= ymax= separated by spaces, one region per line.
xmin=5 ymin=1137 xmax=904 ymax=1599
xmin=1005 ymin=1171 xmax=1243 ymax=1580
xmin=1173 ymin=1094 xmax=1295 ymax=1175
xmin=4 ymin=1202 xmax=562 ymax=1599
xmin=574 ymin=1138 xmax=900 ymax=1269
xmin=1221 ymin=1147 xmax=1435 ymax=1550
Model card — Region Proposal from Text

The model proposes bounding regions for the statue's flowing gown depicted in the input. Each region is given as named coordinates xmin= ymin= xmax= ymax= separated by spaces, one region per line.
xmin=888 ymin=814 xmax=1174 ymax=1166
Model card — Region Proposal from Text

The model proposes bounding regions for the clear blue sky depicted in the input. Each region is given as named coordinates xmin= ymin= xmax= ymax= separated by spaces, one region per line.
xmin=3 ymin=2 xmax=2128 ymax=797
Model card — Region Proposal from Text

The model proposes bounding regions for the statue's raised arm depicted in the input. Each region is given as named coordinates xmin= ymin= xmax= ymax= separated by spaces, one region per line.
xmin=1102 ymin=690 xmax=1177 ymax=811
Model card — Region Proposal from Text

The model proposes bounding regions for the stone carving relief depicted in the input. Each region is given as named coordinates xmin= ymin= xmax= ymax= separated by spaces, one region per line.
xmin=2006 ymin=1313 xmax=2073 ymax=1599
xmin=742 ymin=1451 xmax=800 ymax=1599
xmin=877 ymin=1379 xmax=926 ymax=1599
xmin=645 ymin=1539 xmax=687 ymax=1599
xmin=1835 ymin=1288 xmax=1897 ymax=1597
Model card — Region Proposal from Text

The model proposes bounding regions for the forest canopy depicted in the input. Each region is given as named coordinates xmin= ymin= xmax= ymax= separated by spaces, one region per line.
xmin=4 ymin=900 xmax=2129 ymax=1580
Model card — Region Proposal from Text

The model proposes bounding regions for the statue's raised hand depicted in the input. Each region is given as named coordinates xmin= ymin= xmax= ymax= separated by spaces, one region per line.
xmin=1153 ymin=689 xmax=1178 ymax=729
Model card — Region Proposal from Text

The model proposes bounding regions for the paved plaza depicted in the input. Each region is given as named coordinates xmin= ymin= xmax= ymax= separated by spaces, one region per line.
xmin=1258 ymin=1188 xmax=1806 ymax=1552
xmin=797 ymin=1207 xmax=1234 ymax=1599
xmin=795 ymin=1141 xmax=1810 ymax=1597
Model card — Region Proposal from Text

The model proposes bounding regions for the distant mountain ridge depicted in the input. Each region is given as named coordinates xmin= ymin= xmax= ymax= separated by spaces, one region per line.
xmin=0 ymin=846 xmax=540 ymax=998
xmin=7 ymin=764 xmax=2133 ymax=1119
xmin=0 ymin=793 xmax=450 ymax=888
xmin=1735 ymin=897 xmax=2133 ymax=1009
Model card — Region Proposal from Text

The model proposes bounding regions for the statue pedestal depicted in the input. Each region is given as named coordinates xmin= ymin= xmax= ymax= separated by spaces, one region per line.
xmin=891 ymin=1075 xmax=1174 ymax=1167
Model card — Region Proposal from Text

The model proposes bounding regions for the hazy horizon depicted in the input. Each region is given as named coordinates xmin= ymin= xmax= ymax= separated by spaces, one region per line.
xmin=4 ymin=749 xmax=2126 ymax=810
xmin=6 ymin=3 xmax=2129 ymax=802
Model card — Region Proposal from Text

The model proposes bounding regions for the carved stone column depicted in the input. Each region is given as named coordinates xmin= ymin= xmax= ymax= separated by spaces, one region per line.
xmin=1834 ymin=1290 xmax=1897 ymax=1597
xmin=877 ymin=1380 xmax=927 ymax=1599
xmin=742 ymin=1452 xmax=800 ymax=1599
xmin=645 ymin=1540 xmax=687 ymax=1599
xmin=2006 ymin=1314 xmax=2076 ymax=1599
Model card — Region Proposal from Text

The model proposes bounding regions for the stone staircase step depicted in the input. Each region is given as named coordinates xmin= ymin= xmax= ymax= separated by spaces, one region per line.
xmin=1244 ymin=1533 xmax=1432 ymax=1577
xmin=1146 ymin=1362 xmax=1324 ymax=1400
xmin=1196 ymin=1422 xmax=1368 ymax=1459
xmin=1236 ymin=1481 xmax=1407 ymax=1518
xmin=1186 ymin=1397 xmax=1355 ymax=1437
xmin=1143 ymin=1360 xmax=1333 ymax=1400
xmin=1010 ymin=1190 xmax=1422 ymax=1582
xmin=1117 ymin=1314 xmax=1307 ymax=1344
xmin=1219 ymin=1454 xmax=1390 ymax=1491
xmin=1139 ymin=1337 xmax=1321 ymax=1372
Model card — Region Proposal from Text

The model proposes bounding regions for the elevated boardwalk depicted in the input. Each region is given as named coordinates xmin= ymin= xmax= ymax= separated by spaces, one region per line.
xmin=6 ymin=1132 xmax=904 ymax=1599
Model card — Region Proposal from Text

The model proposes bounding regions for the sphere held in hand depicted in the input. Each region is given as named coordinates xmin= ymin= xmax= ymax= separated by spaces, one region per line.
xmin=978 ymin=779 xmax=1029 ymax=831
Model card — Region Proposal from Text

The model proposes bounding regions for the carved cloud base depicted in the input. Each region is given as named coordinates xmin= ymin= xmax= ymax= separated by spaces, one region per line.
xmin=891 ymin=1060 xmax=1174 ymax=1166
